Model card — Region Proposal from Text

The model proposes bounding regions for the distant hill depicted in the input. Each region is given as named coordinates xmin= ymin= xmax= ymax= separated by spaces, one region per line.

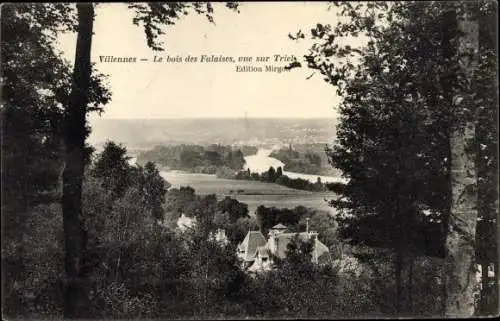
xmin=88 ymin=118 xmax=339 ymax=152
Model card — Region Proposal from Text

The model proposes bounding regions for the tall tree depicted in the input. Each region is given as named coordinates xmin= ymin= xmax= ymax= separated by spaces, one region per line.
xmin=1 ymin=4 xmax=109 ymax=317
xmin=61 ymin=4 xmax=95 ymax=317
xmin=472 ymin=1 xmax=498 ymax=314
xmin=138 ymin=161 xmax=168 ymax=220
xmin=60 ymin=3 xmax=239 ymax=317
xmin=288 ymin=1 xmax=497 ymax=315
xmin=91 ymin=141 xmax=132 ymax=198
xmin=444 ymin=7 xmax=479 ymax=317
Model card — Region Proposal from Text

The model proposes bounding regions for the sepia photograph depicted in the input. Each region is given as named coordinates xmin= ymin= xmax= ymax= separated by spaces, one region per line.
xmin=1 ymin=1 xmax=499 ymax=319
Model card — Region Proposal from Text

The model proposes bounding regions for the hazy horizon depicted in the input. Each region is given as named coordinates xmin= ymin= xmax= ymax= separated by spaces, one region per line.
xmin=90 ymin=115 xmax=339 ymax=120
xmin=88 ymin=117 xmax=338 ymax=148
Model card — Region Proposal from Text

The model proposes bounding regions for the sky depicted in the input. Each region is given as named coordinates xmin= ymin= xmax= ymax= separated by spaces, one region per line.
xmin=57 ymin=2 xmax=355 ymax=120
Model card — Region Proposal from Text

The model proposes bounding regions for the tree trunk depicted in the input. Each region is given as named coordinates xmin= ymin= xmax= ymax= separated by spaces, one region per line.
xmin=495 ymin=257 xmax=499 ymax=314
xmin=444 ymin=10 xmax=479 ymax=318
xmin=62 ymin=3 xmax=94 ymax=318
xmin=491 ymin=37 xmax=499 ymax=321
xmin=445 ymin=122 xmax=478 ymax=317
xmin=479 ymin=262 xmax=488 ymax=312
xmin=408 ymin=255 xmax=414 ymax=314
xmin=395 ymin=246 xmax=404 ymax=314
xmin=478 ymin=12 xmax=499 ymax=316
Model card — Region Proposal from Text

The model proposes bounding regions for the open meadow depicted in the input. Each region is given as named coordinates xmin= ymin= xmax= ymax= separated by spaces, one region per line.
xmin=160 ymin=171 xmax=335 ymax=214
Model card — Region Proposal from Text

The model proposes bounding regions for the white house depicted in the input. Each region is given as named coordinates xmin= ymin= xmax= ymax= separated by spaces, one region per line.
xmin=176 ymin=213 xmax=196 ymax=232
xmin=238 ymin=224 xmax=331 ymax=273
xmin=209 ymin=228 xmax=229 ymax=246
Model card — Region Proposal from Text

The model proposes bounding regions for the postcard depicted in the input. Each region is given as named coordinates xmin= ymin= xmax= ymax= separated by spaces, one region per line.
xmin=2 ymin=2 xmax=498 ymax=319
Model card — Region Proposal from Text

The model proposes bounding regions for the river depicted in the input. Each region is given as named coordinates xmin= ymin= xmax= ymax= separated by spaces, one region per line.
xmin=129 ymin=148 xmax=346 ymax=184
xmin=128 ymin=149 xmax=342 ymax=213
xmin=243 ymin=148 xmax=346 ymax=184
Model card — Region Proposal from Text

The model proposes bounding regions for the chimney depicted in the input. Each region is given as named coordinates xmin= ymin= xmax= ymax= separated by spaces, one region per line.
xmin=306 ymin=217 xmax=310 ymax=234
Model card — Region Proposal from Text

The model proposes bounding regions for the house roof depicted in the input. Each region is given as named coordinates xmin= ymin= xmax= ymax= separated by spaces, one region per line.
xmin=257 ymin=246 xmax=269 ymax=258
xmin=270 ymin=232 xmax=307 ymax=259
xmin=238 ymin=231 xmax=267 ymax=261
xmin=271 ymin=223 xmax=288 ymax=230
xmin=313 ymin=239 xmax=330 ymax=261
xmin=248 ymin=251 xmax=272 ymax=273
xmin=269 ymin=232 xmax=330 ymax=260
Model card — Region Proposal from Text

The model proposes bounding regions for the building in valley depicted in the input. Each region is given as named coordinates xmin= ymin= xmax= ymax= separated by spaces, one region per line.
xmin=238 ymin=223 xmax=331 ymax=273
xmin=237 ymin=230 xmax=267 ymax=268
xmin=176 ymin=213 xmax=196 ymax=232
xmin=209 ymin=228 xmax=229 ymax=246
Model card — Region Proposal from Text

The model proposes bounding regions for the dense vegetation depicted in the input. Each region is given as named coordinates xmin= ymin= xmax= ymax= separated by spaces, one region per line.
xmin=289 ymin=0 xmax=497 ymax=315
xmin=136 ymin=144 xmax=247 ymax=174
xmin=237 ymin=145 xmax=259 ymax=157
xmin=234 ymin=166 xmax=327 ymax=192
xmin=1 ymin=141 xmax=384 ymax=318
xmin=2 ymin=3 xmax=355 ymax=319
xmin=1 ymin=4 xmax=109 ymax=317
xmin=161 ymin=185 xmax=261 ymax=246
xmin=255 ymin=205 xmax=337 ymax=246
xmin=4 ymin=133 xmax=448 ymax=318
xmin=270 ymin=144 xmax=340 ymax=176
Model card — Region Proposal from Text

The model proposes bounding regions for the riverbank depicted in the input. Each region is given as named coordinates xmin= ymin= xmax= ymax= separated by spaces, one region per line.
xmin=129 ymin=147 xmax=347 ymax=185
xmin=244 ymin=148 xmax=347 ymax=184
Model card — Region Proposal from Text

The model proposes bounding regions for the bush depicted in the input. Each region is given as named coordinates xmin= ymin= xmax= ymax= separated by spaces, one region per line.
xmin=98 ymin=282 xmax=159 ymax=319
xmin=215 ymin=166 xmax=237 ymax=179
xmin=3 ymin=203 xmax=65 ymax=318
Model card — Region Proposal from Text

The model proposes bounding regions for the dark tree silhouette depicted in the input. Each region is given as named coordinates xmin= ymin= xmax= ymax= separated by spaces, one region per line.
xmin=61 ymin=4 xmax=95 ymax=317
xmin=60 ymin=3 xmax=239 ymax=317
xmin=289 ymin=1 xmax=497 ymax=316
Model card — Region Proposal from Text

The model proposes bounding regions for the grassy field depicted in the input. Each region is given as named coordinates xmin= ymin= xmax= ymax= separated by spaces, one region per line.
xmin=235 ymin=193 xmax=334 ymax=215
xmin=160 ymin=171 xmax=335 ymax=214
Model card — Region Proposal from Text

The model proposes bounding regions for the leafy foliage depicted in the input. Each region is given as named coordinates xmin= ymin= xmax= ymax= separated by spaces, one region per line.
xmin=289 ymin=0 xmax=497 ymax=315
xmin=256 ymin=205 xmax=312 ymax=235
xmin=137 ymin=144 xmax=247 ymax=174
xmin=234 ymin=166 xmax=327 ymax=191
xmin=1 ymin=4 xmax=109 ymax=317
xmin=289 ymin=0 xmax=495 ymax=251
xmin=128 ymin=2 xmax=240 ymax=51
xmin=269 ymin=145 xmax=339 ymax=175
xmin=247 ymin=236 xmax=340 ymax=318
